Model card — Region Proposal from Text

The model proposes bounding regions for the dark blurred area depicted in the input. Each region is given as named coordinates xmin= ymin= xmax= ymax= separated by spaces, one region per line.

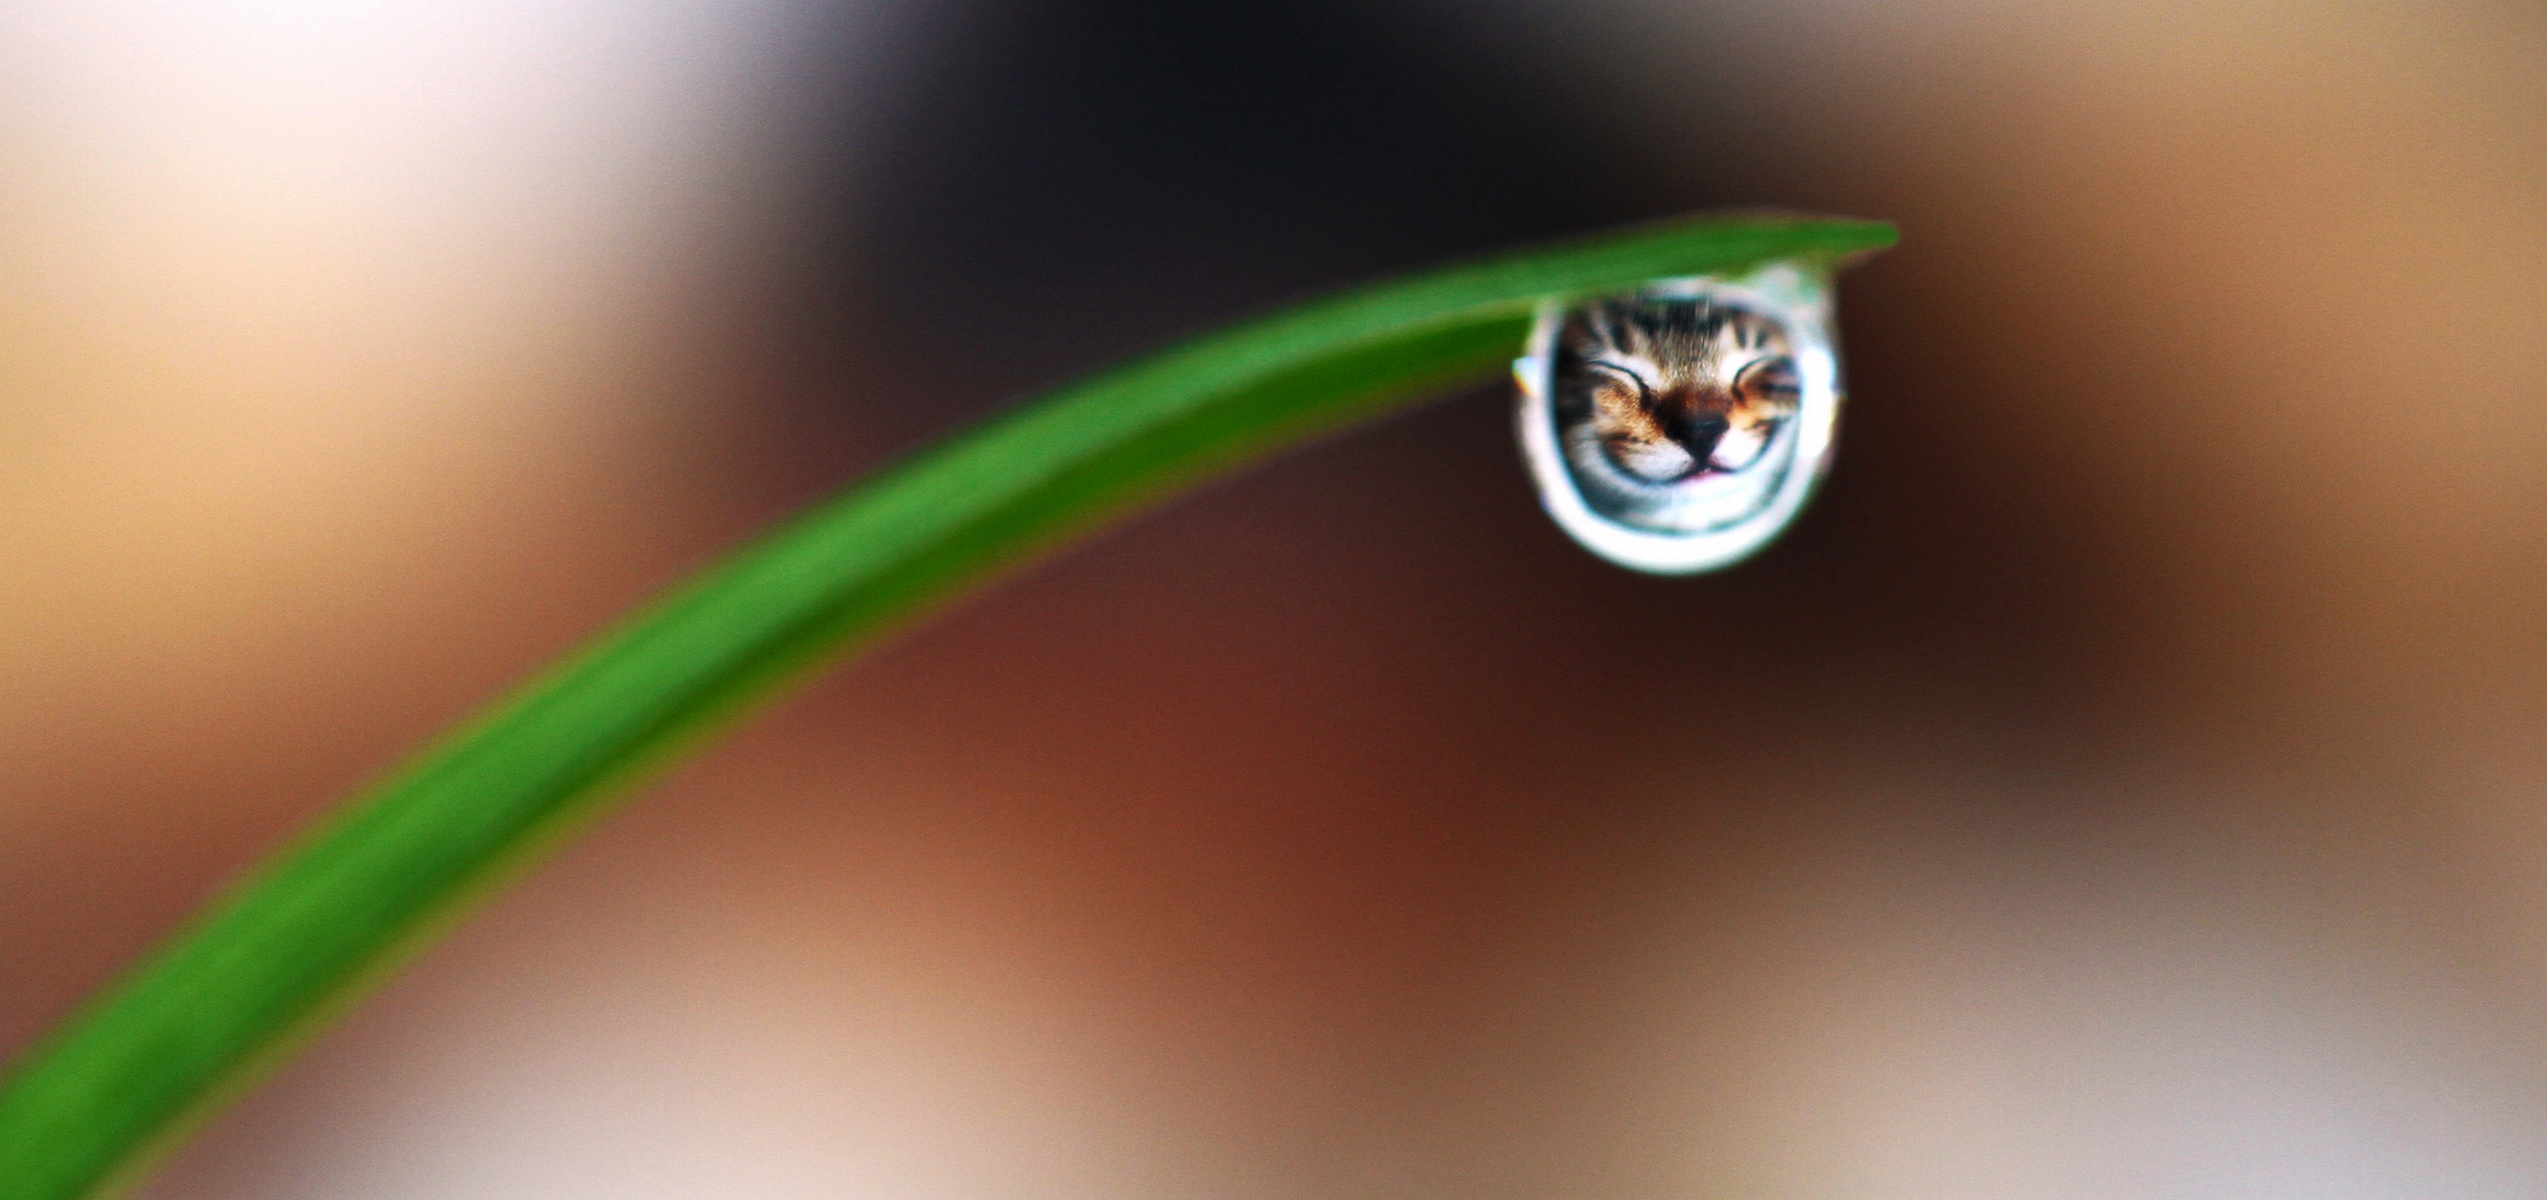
xmin=3 ymin=1 xmax=2545 ymax=1196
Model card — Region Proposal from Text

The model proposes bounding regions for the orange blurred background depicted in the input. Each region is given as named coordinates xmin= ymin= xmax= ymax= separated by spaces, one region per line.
xmin=4 ymin=1 xmax=2546 ymax=1196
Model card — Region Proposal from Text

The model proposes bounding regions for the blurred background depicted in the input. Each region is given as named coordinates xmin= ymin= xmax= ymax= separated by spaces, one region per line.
xmin=3 ymin=0 xmax=2545 ymax=1196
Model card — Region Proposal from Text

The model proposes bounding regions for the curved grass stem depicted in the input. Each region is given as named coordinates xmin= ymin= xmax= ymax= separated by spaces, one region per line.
xmin=0 ymin=213 xmax=1893 ymax=1200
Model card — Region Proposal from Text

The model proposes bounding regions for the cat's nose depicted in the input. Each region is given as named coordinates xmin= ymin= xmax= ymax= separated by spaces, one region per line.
xmin=1669 ymin=413 xmax=1730 ymax=463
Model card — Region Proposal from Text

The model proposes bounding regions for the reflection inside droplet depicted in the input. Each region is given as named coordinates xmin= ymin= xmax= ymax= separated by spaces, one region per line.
xmin=1514 ymin=263 xmax=1842 ymax=574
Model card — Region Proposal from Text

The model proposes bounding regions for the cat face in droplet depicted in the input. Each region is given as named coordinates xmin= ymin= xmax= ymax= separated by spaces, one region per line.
xmin=1512 ymin=266 xmax=1843 ymax=575
xmin=1557 ymin=298 xmax=1800 ymax=484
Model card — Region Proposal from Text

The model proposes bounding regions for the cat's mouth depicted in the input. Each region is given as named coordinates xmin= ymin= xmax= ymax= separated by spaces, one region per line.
xmin=1606 ymin=403 xmax=1783 ymax=481
xmin=1601 ymin=433 xmax=1780 ymax=483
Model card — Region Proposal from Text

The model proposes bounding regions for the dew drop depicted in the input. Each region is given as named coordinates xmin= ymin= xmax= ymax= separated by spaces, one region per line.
xmin=1513 ymin=262 xmax=1843 ymax=574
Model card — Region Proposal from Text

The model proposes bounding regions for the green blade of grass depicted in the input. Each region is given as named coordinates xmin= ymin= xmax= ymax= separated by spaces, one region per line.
xmin=0 ymin=212 xmax=1894 ymax=1200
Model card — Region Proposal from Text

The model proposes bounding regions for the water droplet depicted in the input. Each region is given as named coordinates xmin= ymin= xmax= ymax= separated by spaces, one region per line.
xmin=1513 ymin=262 xmax=1842 ymax=574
